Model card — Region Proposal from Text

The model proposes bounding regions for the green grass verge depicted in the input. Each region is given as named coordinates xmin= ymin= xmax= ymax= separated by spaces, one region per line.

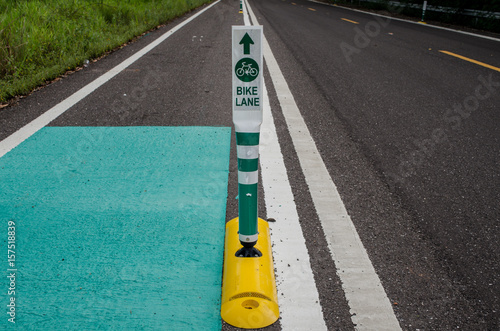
xmin=0 ymin=0 xmax=211 ymax=103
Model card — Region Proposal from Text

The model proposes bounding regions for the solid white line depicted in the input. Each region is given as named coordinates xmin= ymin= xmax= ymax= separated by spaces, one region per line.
xmin=243 ymin=0 xmax=251 ymax=26
xmin=242 ymin=1 xmax=328 ymax=330
xmin=246 ymin=1 xmax=402 ymax=329
xmin=309 ymin=0 xmax=500 ymax=43
xmin=0 ymin=0 xmax=221 ymax=159
xmin=260 ymin=76 xmax=328 ymax=331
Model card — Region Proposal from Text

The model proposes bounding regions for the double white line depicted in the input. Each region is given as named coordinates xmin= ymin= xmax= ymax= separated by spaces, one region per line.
xmin=244 ymin=0 xmax=402 ymax=329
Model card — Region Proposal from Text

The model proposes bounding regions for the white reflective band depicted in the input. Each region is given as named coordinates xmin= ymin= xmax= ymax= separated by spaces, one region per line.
xmin=237 ymin=145 xmax=259 ymax=159
xmin=238 ymin=170 xmax=258 ymax=185
xmin=239 ymin=233 xmax=259 ymax=243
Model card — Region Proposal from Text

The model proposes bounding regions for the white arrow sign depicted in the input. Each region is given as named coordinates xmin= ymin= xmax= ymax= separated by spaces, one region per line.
xmin=232 ymin=26 xmax=263 ymax=132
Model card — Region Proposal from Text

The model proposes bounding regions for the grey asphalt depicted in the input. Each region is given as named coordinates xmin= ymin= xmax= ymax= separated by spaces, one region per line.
xmin=1 ymin=0 xmax=499 ymax=329
xmin=249 ymin=0 xmax=499 ymax=329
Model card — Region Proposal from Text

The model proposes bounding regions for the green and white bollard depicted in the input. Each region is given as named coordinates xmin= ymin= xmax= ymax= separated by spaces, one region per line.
xmin=232 ymin=26 xmax=263 ymax=256
xmin=221 ymin=25 xmax=279 ymax=328
xmin=236 ymin=132 xmax=260 ymax=253
xmin=421 ymin=0 xmax=427 ymax=23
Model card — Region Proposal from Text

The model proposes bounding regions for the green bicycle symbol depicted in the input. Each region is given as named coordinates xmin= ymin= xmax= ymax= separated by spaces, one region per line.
xmin=235 ymin=58 xmax=259 ymax=82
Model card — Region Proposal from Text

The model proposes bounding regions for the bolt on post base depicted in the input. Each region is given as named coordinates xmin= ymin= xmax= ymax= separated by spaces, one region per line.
xmin=237 ymin=235 xmax=262 ymax=257
xmin=236 ymin=245 xmax=262 ymax=258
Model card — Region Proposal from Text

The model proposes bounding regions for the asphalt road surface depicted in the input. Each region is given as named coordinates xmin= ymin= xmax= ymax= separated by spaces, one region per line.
xmin=1 ymin=0 xmax=499 ymax=329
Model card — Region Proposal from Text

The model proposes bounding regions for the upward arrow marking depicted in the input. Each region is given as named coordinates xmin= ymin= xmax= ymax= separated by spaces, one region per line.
xmin=239 ymin=33 xmax=254 ymax=55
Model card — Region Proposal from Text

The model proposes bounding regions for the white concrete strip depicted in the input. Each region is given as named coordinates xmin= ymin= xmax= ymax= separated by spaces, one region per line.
xmin=0 ymin=0 xmax=221 ymax=159
xmin=260 ymin=79 xmax=328 ymax=331
xmin=309 ymin=0 xmax=500 ymax=43
xmin=246 ymin=1 xmax=402 ymax=329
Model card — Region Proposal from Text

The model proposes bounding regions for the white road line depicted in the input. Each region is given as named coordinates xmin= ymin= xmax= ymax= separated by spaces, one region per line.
xmin=260 ymin=82 xmax=328 ymax=330
xmin=0 ymin=0 xmax=221 ymax=159
xmin=246 ymin=1 xmax=402 ymax=329
xmin=242 ymin=0 xmax=250 ymax=26
xmin=242 ymin=1 xmax=327 ymax=329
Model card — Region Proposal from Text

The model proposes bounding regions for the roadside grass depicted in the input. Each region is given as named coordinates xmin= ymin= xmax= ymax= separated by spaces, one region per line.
xmin=0 ymin=0 xmax=211 ymax=103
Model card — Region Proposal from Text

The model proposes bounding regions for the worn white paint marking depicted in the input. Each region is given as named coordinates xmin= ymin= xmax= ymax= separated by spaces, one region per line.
xmin=260 ymin=80 xmax=328 ymax=331
xmin=242 ymin=1 xmax=327 ymax=329
xmin=242 ymin=0 xmax=250 ymax=26
xmin=0 ymin=0 xmax=221 ymax=158
xmin=246 ymin=0 xmax=402 ymax=329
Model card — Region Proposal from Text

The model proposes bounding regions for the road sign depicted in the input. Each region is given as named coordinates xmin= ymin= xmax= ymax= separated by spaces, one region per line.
xmin=232 ymin=26 xmax=263 ymax=247
xmin=232 ymin=26 xmax=263 ymax=126
xmin=223 ymin=26 xmax=278 ymax=329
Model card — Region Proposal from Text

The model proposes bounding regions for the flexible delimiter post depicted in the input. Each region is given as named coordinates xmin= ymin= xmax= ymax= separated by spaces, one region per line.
xmin=236 ymin=132 xmax=259 ymax=248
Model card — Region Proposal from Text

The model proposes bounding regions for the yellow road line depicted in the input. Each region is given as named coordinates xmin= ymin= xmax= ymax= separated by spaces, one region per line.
xmin=308 ymin=7 xmax=316 ymax=11
xmin=341 ymin=18 xmax=359 ymax=24
xmin=440 ymin=50 xmax=500 ymax=72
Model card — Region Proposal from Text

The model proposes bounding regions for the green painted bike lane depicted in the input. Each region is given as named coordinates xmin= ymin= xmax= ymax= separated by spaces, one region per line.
xmin=1 ymin=126 xmax=231 ymax=330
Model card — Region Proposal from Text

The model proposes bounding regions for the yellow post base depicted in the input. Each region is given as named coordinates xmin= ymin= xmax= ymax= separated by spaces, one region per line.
xmin=221 ymin=218 xmax=280 ymax=329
